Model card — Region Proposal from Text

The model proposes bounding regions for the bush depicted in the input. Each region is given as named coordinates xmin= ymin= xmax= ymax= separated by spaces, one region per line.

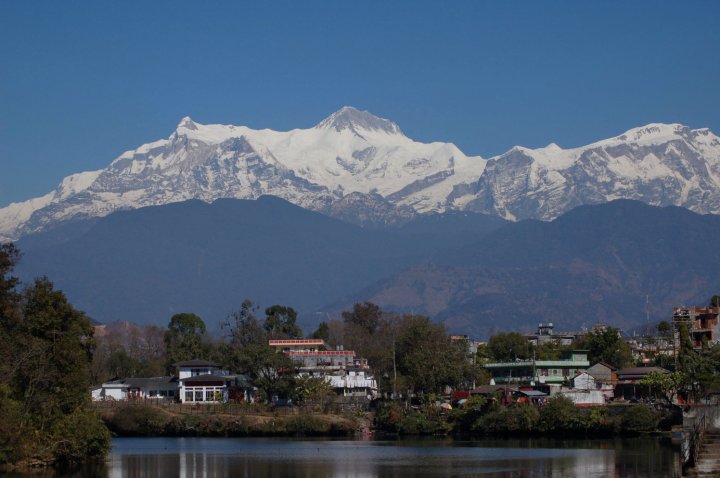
xmin=450 ymin=395 xmax=489 ymax=431
xmin=538 ymin=396 xmax=584 ymax=433
xmin=477 ymin=405 xmax=539 ymax=435
xmin=105 ymin=404 xmax=171 ymax=436
xmin=51 ymin=410 xmax=111 ymax=465
xmin=621 ymin=404 xmax=659 ymax=433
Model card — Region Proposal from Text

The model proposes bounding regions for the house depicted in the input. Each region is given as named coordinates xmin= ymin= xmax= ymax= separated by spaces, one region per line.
xmin=557 ymin=371 xmax=611 ymax=406
xmin=92 ymin=376 xmax=177 ymax=401
xmin=484 ymin=350 xmax=590 ymax=386
xmin=269 ymin=339 xmax=377 ymax=398
xmin=586 ymin=362 xmax=617 ymax=385
xmin=614 ymin=366 xmax=670 ymax=401
xmin=176 ymin=359 xmax=251 ymax=404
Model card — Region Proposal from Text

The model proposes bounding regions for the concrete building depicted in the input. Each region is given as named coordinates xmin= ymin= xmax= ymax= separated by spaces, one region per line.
xmin=485 ymin=350 xmax=590 ymax=386
xmin=673 ymin=306 xmax=720 ymax=349
xmin=525 ymin=323 xmax=581 ymax=346
xmin=269 ymin=339 xmax=377 ymax=398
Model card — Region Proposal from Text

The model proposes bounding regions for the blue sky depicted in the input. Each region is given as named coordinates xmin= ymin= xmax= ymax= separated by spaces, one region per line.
xmin=1 ymin=1 xmax=718 ymax=207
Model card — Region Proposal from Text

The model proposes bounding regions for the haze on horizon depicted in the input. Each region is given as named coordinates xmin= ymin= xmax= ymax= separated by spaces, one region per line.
xmin=1 ymin=1 xmax=718 ymax=208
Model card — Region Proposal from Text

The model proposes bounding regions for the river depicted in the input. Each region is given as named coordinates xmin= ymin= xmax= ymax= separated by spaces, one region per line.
xmin=2 ymin=436 xmax=682 ymax=477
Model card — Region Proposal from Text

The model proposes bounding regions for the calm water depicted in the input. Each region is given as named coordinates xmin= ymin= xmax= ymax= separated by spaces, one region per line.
xmin=2 ymin=436 xmax=682 ymax=477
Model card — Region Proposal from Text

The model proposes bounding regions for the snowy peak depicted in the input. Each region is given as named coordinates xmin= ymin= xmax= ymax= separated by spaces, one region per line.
xmin=1 ymin=110 xmax=720 ymax=243
xmin=177 ymin=116 xmax=198 ymax=131
xmin=315 ymin=106 xmax=402 ymax=135
xmin=613 ymin=123 xmax=690 ymax=145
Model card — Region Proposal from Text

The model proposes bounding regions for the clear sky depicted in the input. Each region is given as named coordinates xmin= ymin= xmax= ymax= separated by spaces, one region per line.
xmin=1 ymin=1 xmax=718 ymax=208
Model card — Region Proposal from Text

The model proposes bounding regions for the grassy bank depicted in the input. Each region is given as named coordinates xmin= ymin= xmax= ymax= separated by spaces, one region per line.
xmin=98 ymin=403 xmax=358 ymax=437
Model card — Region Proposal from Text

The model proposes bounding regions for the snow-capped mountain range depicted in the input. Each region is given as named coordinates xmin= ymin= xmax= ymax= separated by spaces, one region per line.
xmin=2 ymin=107 xmax=720 ymax=241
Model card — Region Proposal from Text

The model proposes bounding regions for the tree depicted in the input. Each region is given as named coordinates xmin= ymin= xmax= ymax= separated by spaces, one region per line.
xmin=711 ymin=295 xmax=720 ymax=307
xmin=310 ymin=321 xmax=329 ymax=341
xmin=0 ymin=251 xmax=110 ymax=466
xmin=394 ymin=314 xmax=476 ymax=394
xmin=581 ymin=327 xmax=632 ymax=368
xmin=640 ymin=370 xmax=686 ymax=405
xmin=487 ymin=332 xmax=532 ymax=362
xmin=342 ymin=302 xmax=382 ymax=335
xmin=17 ymin=278 xmax=96 ymax=421
xmin=223 ymin=299 xmax=263 ymax=347
xmin=0 ymin=243 xmax=20 ymax=324
xmin=293 ymin=376 xmax=335 ymax=410
xmin=264 ymin=304 xmax=302 ymax=339
xmin=221 ymin=300 xmax=296 ymax=401
xmin=164 ymin=313 xmax=208 ymax=372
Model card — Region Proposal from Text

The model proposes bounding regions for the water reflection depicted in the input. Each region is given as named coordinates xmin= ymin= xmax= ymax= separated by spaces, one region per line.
xmin=104 ymin=436 xmax=680 ymax=478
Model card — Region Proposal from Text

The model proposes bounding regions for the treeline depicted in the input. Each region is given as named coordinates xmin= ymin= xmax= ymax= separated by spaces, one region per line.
xmin=376 ymin=395 xmax=668 ymax=437
xmin=93 ymin=301 xmax=479 ymax=402
xmin=0 ymin=244 xmax=110 ymax=468
xmin=480 ymin=326 xmax=634 ymax=369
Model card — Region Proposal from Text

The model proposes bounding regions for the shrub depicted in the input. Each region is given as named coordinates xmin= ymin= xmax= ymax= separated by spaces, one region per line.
xmin=538 ymin=396 xmax=584 ymax=433
xmin=477 ymin=405 xmax=539 ymax=435
xmin=51 ymin=410 xmax=111 ymax=465
xmin=621 ymin=404 xmax=659 ymax=433
xmin=105 ymin=404 xmax=171 ymax=436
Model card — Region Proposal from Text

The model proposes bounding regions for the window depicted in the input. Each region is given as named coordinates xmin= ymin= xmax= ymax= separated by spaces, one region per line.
xmin=195 ymin=391 xmax=203 ymax=401
xmin=206 ymin=390 xmax=215 ymax=401
xmin=159 ymin=390 xmax=167 ymax=397
xmin=149 ymin=390 xmax=157 ymax=397
xmin=168 ymin=390 xmax=175 ymax=397
xmin=185 ymin=391 xmax=193 ymax=402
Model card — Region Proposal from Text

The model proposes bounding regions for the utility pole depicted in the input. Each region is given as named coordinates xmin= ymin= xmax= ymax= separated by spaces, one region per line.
xmin=392 ymin=337 xmax=397 ymax=399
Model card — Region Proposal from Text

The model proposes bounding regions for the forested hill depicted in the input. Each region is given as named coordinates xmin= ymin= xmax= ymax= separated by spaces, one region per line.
xmin=13 ymin=196 xmax=504 ymax=329
xmin=353 ymin=200 xmax=720 ymax=335
xmin=13 ymin=197 xmax=720 ymax=335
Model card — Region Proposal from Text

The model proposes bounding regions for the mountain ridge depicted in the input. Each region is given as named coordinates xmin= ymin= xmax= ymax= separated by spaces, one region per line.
xmin=2 ymin=107 xmax=719 ymax=241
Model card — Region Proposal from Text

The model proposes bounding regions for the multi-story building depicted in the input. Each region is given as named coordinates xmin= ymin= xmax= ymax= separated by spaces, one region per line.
xmin=484 ymin=350 xmax=590 ymax=386
xmin=672 ymin=306 xmax=720 ymax=349
xmin=269 ymin=339 xmax=377 ymax=398
xmin=525 ymin=323 xmax=581 ymax=347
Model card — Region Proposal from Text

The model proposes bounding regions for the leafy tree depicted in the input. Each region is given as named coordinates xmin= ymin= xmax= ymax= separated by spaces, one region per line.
xmin=535 ymin=340 xmax=572 ymax=360
xmin=342 ymin=302 xmax=382 ymax=335
xmin=164 ymin=313 xmax=208 ymax=372
xmin=17 ymin=278 xmax=96 ymax=422
xmin=0 ymin=243 xmax=20 ymax=323
xmin=264 ymin=304 xmax=302 ymax=339
xmin=293 ymin=376 xmax=335 ymax=410
xmin=395 ymin=314 xmax=476 ymax=394
xmin=0 ymin=250 xmax=110 ymax=467
xmin=581 ymin=326 xmax=632 ymax=368
xmin=221 ymin=299 xmax=296 ymax=401
xmin=640 ymin=370 xmax=686 ymax=405
xmin=487 ymin=332 xmax=532 ymax=362
xmin=711 ymin=295 xmax=720 ymax=307
xmin=310 ymin=321 xmax=329 ymax=341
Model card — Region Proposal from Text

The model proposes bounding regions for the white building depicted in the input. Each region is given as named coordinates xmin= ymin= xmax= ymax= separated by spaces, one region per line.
xmin=92 ymin=376 xmax=177 ymax=401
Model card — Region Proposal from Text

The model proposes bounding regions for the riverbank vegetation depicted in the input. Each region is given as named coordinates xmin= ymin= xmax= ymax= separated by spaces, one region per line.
xmin=375 ymin=395 xmax=669 ymax=437
xmin=98 ymin=402 xmax=357 ymax=437
xmin=0 ymin=244 xmax=110 ymax=469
